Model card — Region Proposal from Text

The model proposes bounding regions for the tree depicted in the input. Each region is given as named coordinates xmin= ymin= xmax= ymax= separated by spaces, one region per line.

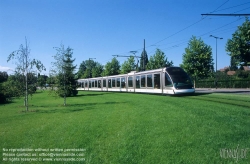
xmin=140 ymin=49 xmax=148 ymax=71
xmin=146 ymin=49 xmax=173 ymax=70
xmin=3 ymin=74 xmax=25 ymax=99
xmin=121 ymin=56 xmax=136 ymax=74
xmin=7 ymin=38 xmax=46 ymax=111
xmin=0 ymin=71 xmax=8 ymax=83
xmin=77 ymin=61 xmax=87 ymax=78
xmin=92 ymin=62 xmax=103 ymax=77
xmin=47 ymin=74 xmax=56 ymax=86
xmin=0 ymin=71 xmax=8 ymax=103
xmin=52 ymin=45 xmax=78 ymax=106
xmin=37 ymin=74 xmax=48 ymax=88
xmin=103 ymin=57 xmax=120 ymax=76
xmin=229 ymin=56 xmax=238 ymax=71
xmin=77 ymin=59 xmax=101 ymax=78
xmin=226 ymin=17 xmax=250 ymax=67
xmin=181 ymin=36 xmax=214 ymax=81
xmin=1 ymin=75 xmax=19 ymax=103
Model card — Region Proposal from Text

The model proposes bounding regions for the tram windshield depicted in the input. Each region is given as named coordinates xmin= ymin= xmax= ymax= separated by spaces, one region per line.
xmin=166 ymin=67 xmax=193 ymax=89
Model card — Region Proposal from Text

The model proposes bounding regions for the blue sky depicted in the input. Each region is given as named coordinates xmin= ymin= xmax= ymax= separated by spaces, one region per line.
xmin=0 ymin=0 xmax=249 ymax=75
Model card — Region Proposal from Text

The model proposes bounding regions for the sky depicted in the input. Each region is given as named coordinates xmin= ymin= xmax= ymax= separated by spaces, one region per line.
xmin=0 ymin=0 xmax=250 ymax=75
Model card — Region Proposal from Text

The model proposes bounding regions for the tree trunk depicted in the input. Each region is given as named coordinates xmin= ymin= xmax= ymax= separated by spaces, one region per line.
xmin=25 ymin=42 xmax=28 ymax=112
xmin=25 ymin=73 xmax=28 ymax=111
xmin=64 ymin=71 xmax=66 ymax=106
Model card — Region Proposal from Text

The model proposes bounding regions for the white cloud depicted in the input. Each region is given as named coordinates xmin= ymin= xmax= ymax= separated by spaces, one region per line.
xmin=0 ymin=65 xmax=14 ymax=72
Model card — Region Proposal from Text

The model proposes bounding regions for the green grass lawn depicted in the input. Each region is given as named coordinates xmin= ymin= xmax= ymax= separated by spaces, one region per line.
xmin=0 ymin=91 xmax=250 ymax=163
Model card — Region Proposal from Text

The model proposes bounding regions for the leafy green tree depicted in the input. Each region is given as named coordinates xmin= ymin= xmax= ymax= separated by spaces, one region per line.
xmin=229 ymin=56 xmax=238 ymax=71
xmin=92 ymin=62 xmax=103 ymax=77
xmin=52 ymin=45 xmax=77 ymax=106
xmin=226 ymin=17 xmax=250 ymax=66
xmin=77 ymin=61 xmax=87 ymax=78
xmin=1 ymin=75 xmax=16 ymax=103
xmin=0 ymin=71 xmax=8 ymax=103
xmin=0 ymin=83 xmax=5 ymax=103
xmin=0 ymin=71 xmax=8 ymax=83
xmin=3 ymin=74 xmax=24 ymax=98
xmin=1 ymin=72 xmax=37 ymax=103
xmin=77 ymin=60 xmax=103 ymax=78
xmin=140 ymin=49 xmax=148 ymax=71
xmin=27 ymin=72 xmax=37 ymax=93
xmin=181 ymin=36 xmax=214 ymax=81
xmin=146 ymin=49 xmax=173 ymax=70
xmin=37 ymin=74 xmax=48 ymax=88
xmin=103 ymin=57 xmax=120 ymax=76
xmin=47 ymin=75 xmax=56 ymax=85
xmin=78 ymin=60 xmax=94 ymax=78
xmin=121 ymin=56 xmax=136 ymax=74
xmin=82 ymin=69 xmax=91 ymax=79
xmin=7 ymin=38 xmax=45 ymax=111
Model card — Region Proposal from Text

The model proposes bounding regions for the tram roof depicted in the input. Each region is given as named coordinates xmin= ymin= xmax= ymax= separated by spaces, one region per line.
xmin=77 ymin=67 xmax=180 ymax=82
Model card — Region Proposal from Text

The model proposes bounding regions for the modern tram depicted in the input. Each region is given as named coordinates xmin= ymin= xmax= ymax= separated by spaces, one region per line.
xmin=77 ymin=67 xmax=195 ymax=94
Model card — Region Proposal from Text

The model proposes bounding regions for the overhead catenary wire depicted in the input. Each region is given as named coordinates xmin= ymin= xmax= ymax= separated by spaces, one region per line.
xmin=146 ymin=17 xmax=243 ymax=56
xmin=151 ymin=21 xmax=241 ymax=49
xmin=201 ymin=2 xmax=250 ymax=16
xmin=144 ymin=1 xmax=246 ymax=56
xmin=78 ymin=1 xmax=248 ymax=70
xmin=148 ymin=0 xmax=230 ymax=48
xmin=232 ymin=6 xmax=250 ymax=14
xmin=212 ymin=2 xmax=250 ymax=13
xmin=111 ymin=0 xmax=241 ymax=59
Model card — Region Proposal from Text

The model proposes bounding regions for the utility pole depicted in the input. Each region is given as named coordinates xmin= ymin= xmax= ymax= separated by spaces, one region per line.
xmin=89 ymin=58 xmax=96 ymax=78
xmin=210 ymin=35 xmax=223 ymax=89
xmin=143 ymin=39 xmax=145 ymax=71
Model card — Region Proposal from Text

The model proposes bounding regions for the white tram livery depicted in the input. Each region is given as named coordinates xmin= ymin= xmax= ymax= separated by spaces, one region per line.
xmin=77 ymin=66 xmax=195 ymax=94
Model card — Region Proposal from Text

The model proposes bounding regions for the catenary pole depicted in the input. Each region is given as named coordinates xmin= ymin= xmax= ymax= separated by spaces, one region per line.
xmin=143 ymin=39 xmax=145 ymax=71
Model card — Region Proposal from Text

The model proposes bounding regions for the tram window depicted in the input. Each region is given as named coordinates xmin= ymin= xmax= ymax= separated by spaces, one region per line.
xmin=91 ymin=81 xmax=94 ymax=88
xmin=85 ymin=81 xmax=88 ymax=88
xmin=89 ymin=81 xmax=91 ymax=88
xmin=154 ymin=74 xmax=160 ymax=89
xmin=136 ymin=76 xmax=140 ymax=88
xmin=117 ymin=78 xmax=121 ymax=88
xmin=95 ymin=80 xmax=97 ymax=87
xmin=121 ymin=77 xmax=126 ymax=88
xmin=147 ymin=74 xmax=153 ymax=87
xmin=98 ymin=80 xmax=101 ymax=88
xmin=112 ymin=78 xmax=116 ymax=87
xmin=128 ymin=76 xmax=133 ymax=87
xmin=108 ymin=79 xmax=112 ymax=88
xmin=141 ymin=75 xmax=146 ymax=87
xmin=103 ymin=79 xmax=106 ymax=87
xmin=167 ymin=67 xmax=184 ymax=75
xmin=165 ymin=73 xmax=173 ymax=87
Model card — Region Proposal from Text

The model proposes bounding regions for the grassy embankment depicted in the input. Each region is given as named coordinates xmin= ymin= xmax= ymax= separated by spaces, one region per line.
xmin=0 ymin=90 xmax=249 ymax=163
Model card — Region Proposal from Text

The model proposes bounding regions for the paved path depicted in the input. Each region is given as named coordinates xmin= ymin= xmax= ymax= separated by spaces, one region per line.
xmin=195 ymin=88 xmax=250 ymax=94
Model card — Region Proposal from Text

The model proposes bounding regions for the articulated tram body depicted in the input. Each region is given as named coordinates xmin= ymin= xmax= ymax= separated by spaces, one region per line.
xmin=77 ymin=67 xmax=195 ymax=94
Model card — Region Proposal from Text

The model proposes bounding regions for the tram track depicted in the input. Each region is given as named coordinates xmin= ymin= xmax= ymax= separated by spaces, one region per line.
xmin=186 ymin=95 xmax=250 ymax=109
xmin=196 ymin=95 xmax=250 ymax=103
